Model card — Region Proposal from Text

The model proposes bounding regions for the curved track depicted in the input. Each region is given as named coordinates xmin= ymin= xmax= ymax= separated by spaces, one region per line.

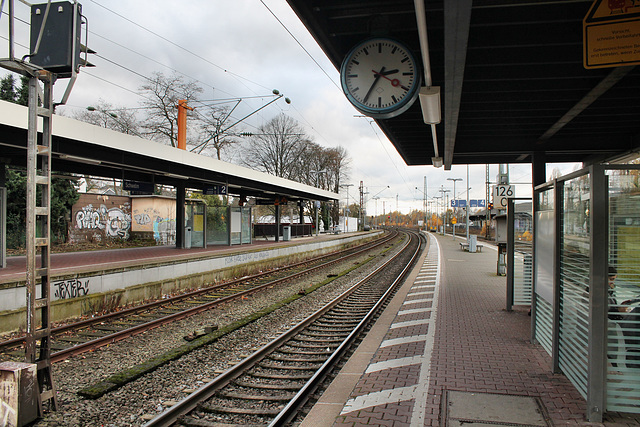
xmin=144 ymin=229 xmax=424 ymax=427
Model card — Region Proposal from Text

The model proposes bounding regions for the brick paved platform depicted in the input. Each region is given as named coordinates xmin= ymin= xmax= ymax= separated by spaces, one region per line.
xmin=0 ymin=232 xmax=347 ymax=285
xmin=302 ymin=233 xmax=640 ymax=426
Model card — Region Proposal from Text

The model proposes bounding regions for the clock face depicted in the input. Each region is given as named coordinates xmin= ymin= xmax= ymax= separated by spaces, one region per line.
xmin=340 ymin=38 xmax=421 ymax=119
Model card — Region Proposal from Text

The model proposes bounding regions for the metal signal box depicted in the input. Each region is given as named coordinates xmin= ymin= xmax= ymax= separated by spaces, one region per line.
xmin=0 ymin=362 xmax=38 ymax=426
xmin=29 ymin=1 xmax=82 ymax=76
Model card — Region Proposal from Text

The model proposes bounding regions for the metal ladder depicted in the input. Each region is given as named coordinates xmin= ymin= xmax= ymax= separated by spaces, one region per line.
xmin=24 ymin=72 xmax=58 ymax=413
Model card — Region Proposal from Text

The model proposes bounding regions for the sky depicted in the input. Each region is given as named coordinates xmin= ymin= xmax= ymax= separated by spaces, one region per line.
xmin=0 ymin=0 xmax=580 ymax=216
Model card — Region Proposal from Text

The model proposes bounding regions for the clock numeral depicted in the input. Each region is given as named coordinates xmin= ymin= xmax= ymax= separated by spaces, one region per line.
xmin=391 ymin=46 xmax=397 ymax=54
xmin=392 ymin=95 xmax=398 ymax=103
xmin=378 ymin=97 xmax=382 ymax=108
xmin=402 ymin=72 xmax=412 ymax=76
xmin=378 ymin=43 xmax=382 ymax=53
xmin=363 ymin=47 xmax=369 ymax=55
xmin=353 ymin=87 xmax=360 ymax=92
xmin=348 ymin=74 xmax=358 ymax=78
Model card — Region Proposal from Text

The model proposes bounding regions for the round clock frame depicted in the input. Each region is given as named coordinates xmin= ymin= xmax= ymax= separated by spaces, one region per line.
xmin=340 ymin=37 xmax=422 ymax=119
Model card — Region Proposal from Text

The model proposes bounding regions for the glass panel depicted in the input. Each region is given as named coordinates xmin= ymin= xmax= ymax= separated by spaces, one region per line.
xmin=230 ymin=207 xmax=241 ymax=245
xmin=536 ymin=296 xmax=553 ymax=356
xmin=241 ymin=207 xmax=252 ymax=244
xmin=559 ymin=174 xmax=591 ymax=399
xmin=535 ymin=189 xmax=554 ymax=305
xmin=191 ymin=202 xmax=205 ymax=248
xmin=206 ymin=206 xmax=228 ymax=245
xmin=538 ymin=187 xmax=554 ymax=211
xmin=606 ymin=170 xmax=640 ymax=412
xmin=514 ymin=201 xmax=533 ymax=305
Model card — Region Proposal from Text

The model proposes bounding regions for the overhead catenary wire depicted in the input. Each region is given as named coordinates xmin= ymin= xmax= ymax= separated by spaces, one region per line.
xmin=1 ymin=9 xmax=287 ymax=132
xmin=3 ymin=2 xmax=342 ymax=147
xmin=259 ymin=0 xmax=341 ymax=92
xmin=87 ymin=0 xmax=272 ymax=92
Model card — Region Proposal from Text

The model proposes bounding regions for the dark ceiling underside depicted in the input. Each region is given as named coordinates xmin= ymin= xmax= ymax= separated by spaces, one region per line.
xmin=287 ymin=0 xmax=640 ymax=169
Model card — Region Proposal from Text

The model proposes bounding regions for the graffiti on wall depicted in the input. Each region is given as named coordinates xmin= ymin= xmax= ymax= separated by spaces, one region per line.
xmin=53 ymin=278 xmax=90 ymax=300
xmin=75 ymin=203 xmax=131 ymax=239
xmin=132 ymin=205 xmax=176 ymax=245
xmin=153 ymin=217 xmax=176 ymax=245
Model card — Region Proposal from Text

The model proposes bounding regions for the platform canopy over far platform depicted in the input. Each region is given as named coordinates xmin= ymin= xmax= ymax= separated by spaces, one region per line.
xmin=0 ymin=100 xmax=338 ymax=203
xmin=286 ymin=0 xmax=640 ymax=170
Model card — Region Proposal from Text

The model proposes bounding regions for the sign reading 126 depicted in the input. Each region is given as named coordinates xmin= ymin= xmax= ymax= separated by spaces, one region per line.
xmin=493 ymin=185 xmax=514 ymax=209
xmin=340 ymin=37 xmax=422 ymax=119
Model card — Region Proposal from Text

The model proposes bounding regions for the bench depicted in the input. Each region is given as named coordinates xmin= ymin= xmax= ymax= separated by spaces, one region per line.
xmin=459 ymin=242 xmax=484 ymax=252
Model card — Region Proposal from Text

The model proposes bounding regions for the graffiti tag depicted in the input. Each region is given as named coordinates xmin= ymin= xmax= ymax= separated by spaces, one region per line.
xmin=53 ymin=278 xmax=90 ymax=300
xmin=75 ymin=204 xmax=131 ymax=239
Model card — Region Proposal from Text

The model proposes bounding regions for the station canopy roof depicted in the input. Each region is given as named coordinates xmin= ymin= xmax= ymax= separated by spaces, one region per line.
xmin=0 ymin=100 xmax=338 ymax=203
xmin=286 ymin=0 xmax=640 ymax=169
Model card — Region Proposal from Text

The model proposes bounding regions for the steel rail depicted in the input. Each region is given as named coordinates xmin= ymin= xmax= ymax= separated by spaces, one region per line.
xmin=48 ymin=231 xmax=397 ymax=362
xmin=143 ymin=229 xmax=421 ymax=427
xmin=1 ymin=231 xmax=395 ymax=355
xmin=270 ymin=231 xmax=424 ymax=426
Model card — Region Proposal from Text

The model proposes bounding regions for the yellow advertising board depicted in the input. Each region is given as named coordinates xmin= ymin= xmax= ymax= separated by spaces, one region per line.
xmin=583 ymin=0 xmax=640 ymax=69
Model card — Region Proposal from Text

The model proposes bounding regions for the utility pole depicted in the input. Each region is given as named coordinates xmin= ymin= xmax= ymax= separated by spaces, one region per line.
xmin=340 ymin=184 xmax=353 ymax=232
xmin=423 ymin=176 xmax=427 ymax=229
xmin=439 ymin=186 xmax=450 ymax=235
xmin=486 ymin=165 xmax=491 ymax=239
xmin=448 ymin=177 xmax=462 ymax=239
xmin=466 ymin=165 xmax=470 ymax=242
xmin=359 ymin=181 xmax=364 ymax=231
xmin=177 ymin=99 xmax=193 ymax=150
xmin=383 ymin=201 xmax=386 ymax=225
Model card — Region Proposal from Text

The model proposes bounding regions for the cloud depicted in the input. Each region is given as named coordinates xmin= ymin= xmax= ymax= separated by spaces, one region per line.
xmin=0 ymin=0 xmax=580 ymax=214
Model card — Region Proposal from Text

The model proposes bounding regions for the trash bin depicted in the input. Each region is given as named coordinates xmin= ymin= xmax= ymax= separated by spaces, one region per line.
xmin=282 ymin=226 xmax=291 ymax=241
xmin=185 ymin=226 xmax=192 ymax=249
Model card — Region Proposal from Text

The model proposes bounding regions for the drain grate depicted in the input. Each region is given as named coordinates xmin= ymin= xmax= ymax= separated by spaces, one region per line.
xmin=442 ymin=390 xmax=551 ymax=427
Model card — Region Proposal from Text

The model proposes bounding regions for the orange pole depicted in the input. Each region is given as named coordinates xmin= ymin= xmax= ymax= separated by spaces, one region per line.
xmin=177 ymin=99 xmax=187 ymax=150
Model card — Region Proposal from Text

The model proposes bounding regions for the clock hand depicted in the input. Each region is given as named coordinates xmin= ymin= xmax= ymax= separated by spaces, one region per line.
xmin=372 ymin=69 xmax=409 ymax=91
xmin=363 ymin=66 xmax=385 ymax=104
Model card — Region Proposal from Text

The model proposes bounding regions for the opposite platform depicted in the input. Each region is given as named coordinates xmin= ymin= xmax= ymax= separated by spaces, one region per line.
xmin=0 ymin=231 xmax=379 ymax=333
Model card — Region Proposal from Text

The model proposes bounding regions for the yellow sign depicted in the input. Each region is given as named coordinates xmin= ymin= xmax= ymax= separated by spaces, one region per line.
xmin=584 ymin=0 xmax=640 ymax=69
xmin=451 ymin=218 xmax=457 ymax=225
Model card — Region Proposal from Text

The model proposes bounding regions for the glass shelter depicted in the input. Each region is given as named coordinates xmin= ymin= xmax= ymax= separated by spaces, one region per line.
xmin=532 ymin=164 xmax=640 ymax=421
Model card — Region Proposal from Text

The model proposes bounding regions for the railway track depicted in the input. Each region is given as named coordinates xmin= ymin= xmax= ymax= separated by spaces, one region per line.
xmin=143 ymin=229 xmax=424 ymax=427
xmin=0 ymin=230 xmax=397 ymax=363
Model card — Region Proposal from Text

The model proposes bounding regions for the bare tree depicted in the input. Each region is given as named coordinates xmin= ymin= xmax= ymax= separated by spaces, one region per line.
xmin=138 ymin=72 xmax=203 ymax=147
xmin=241 ymin=114 xmax=310 ymax=180
xmin=195 ymin=106 xmax=241 ymax=160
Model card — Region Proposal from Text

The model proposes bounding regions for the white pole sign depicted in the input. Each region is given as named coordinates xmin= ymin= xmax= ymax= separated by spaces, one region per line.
xmin=493 ymin=185 xmax=514 ymax=209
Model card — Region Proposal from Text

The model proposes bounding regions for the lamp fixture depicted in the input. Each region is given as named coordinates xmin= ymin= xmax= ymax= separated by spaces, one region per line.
xmin=164 ymin=173 xmax=189 ymax=180
xmin=58 ymin=154 xmax=102 ymax=165
xmin=419 ymin=86 xmax=441 ymax=124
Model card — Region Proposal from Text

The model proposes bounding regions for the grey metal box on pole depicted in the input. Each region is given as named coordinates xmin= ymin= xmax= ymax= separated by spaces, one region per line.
xmin=29 ymin=1 xmax=82 ymax=76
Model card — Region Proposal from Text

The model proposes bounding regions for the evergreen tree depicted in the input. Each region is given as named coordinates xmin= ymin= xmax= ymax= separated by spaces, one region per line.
xmin=2 ymin=73 xmax=79 ymax=247
xmin=17 ymin=75 xmax=30 ymax=106
xmin=0 ymin=74 xmax=17 ymax=102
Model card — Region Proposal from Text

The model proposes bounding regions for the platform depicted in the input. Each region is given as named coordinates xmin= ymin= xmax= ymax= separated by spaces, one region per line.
xmin=302 ymin=233 xmax=640 ymax=426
